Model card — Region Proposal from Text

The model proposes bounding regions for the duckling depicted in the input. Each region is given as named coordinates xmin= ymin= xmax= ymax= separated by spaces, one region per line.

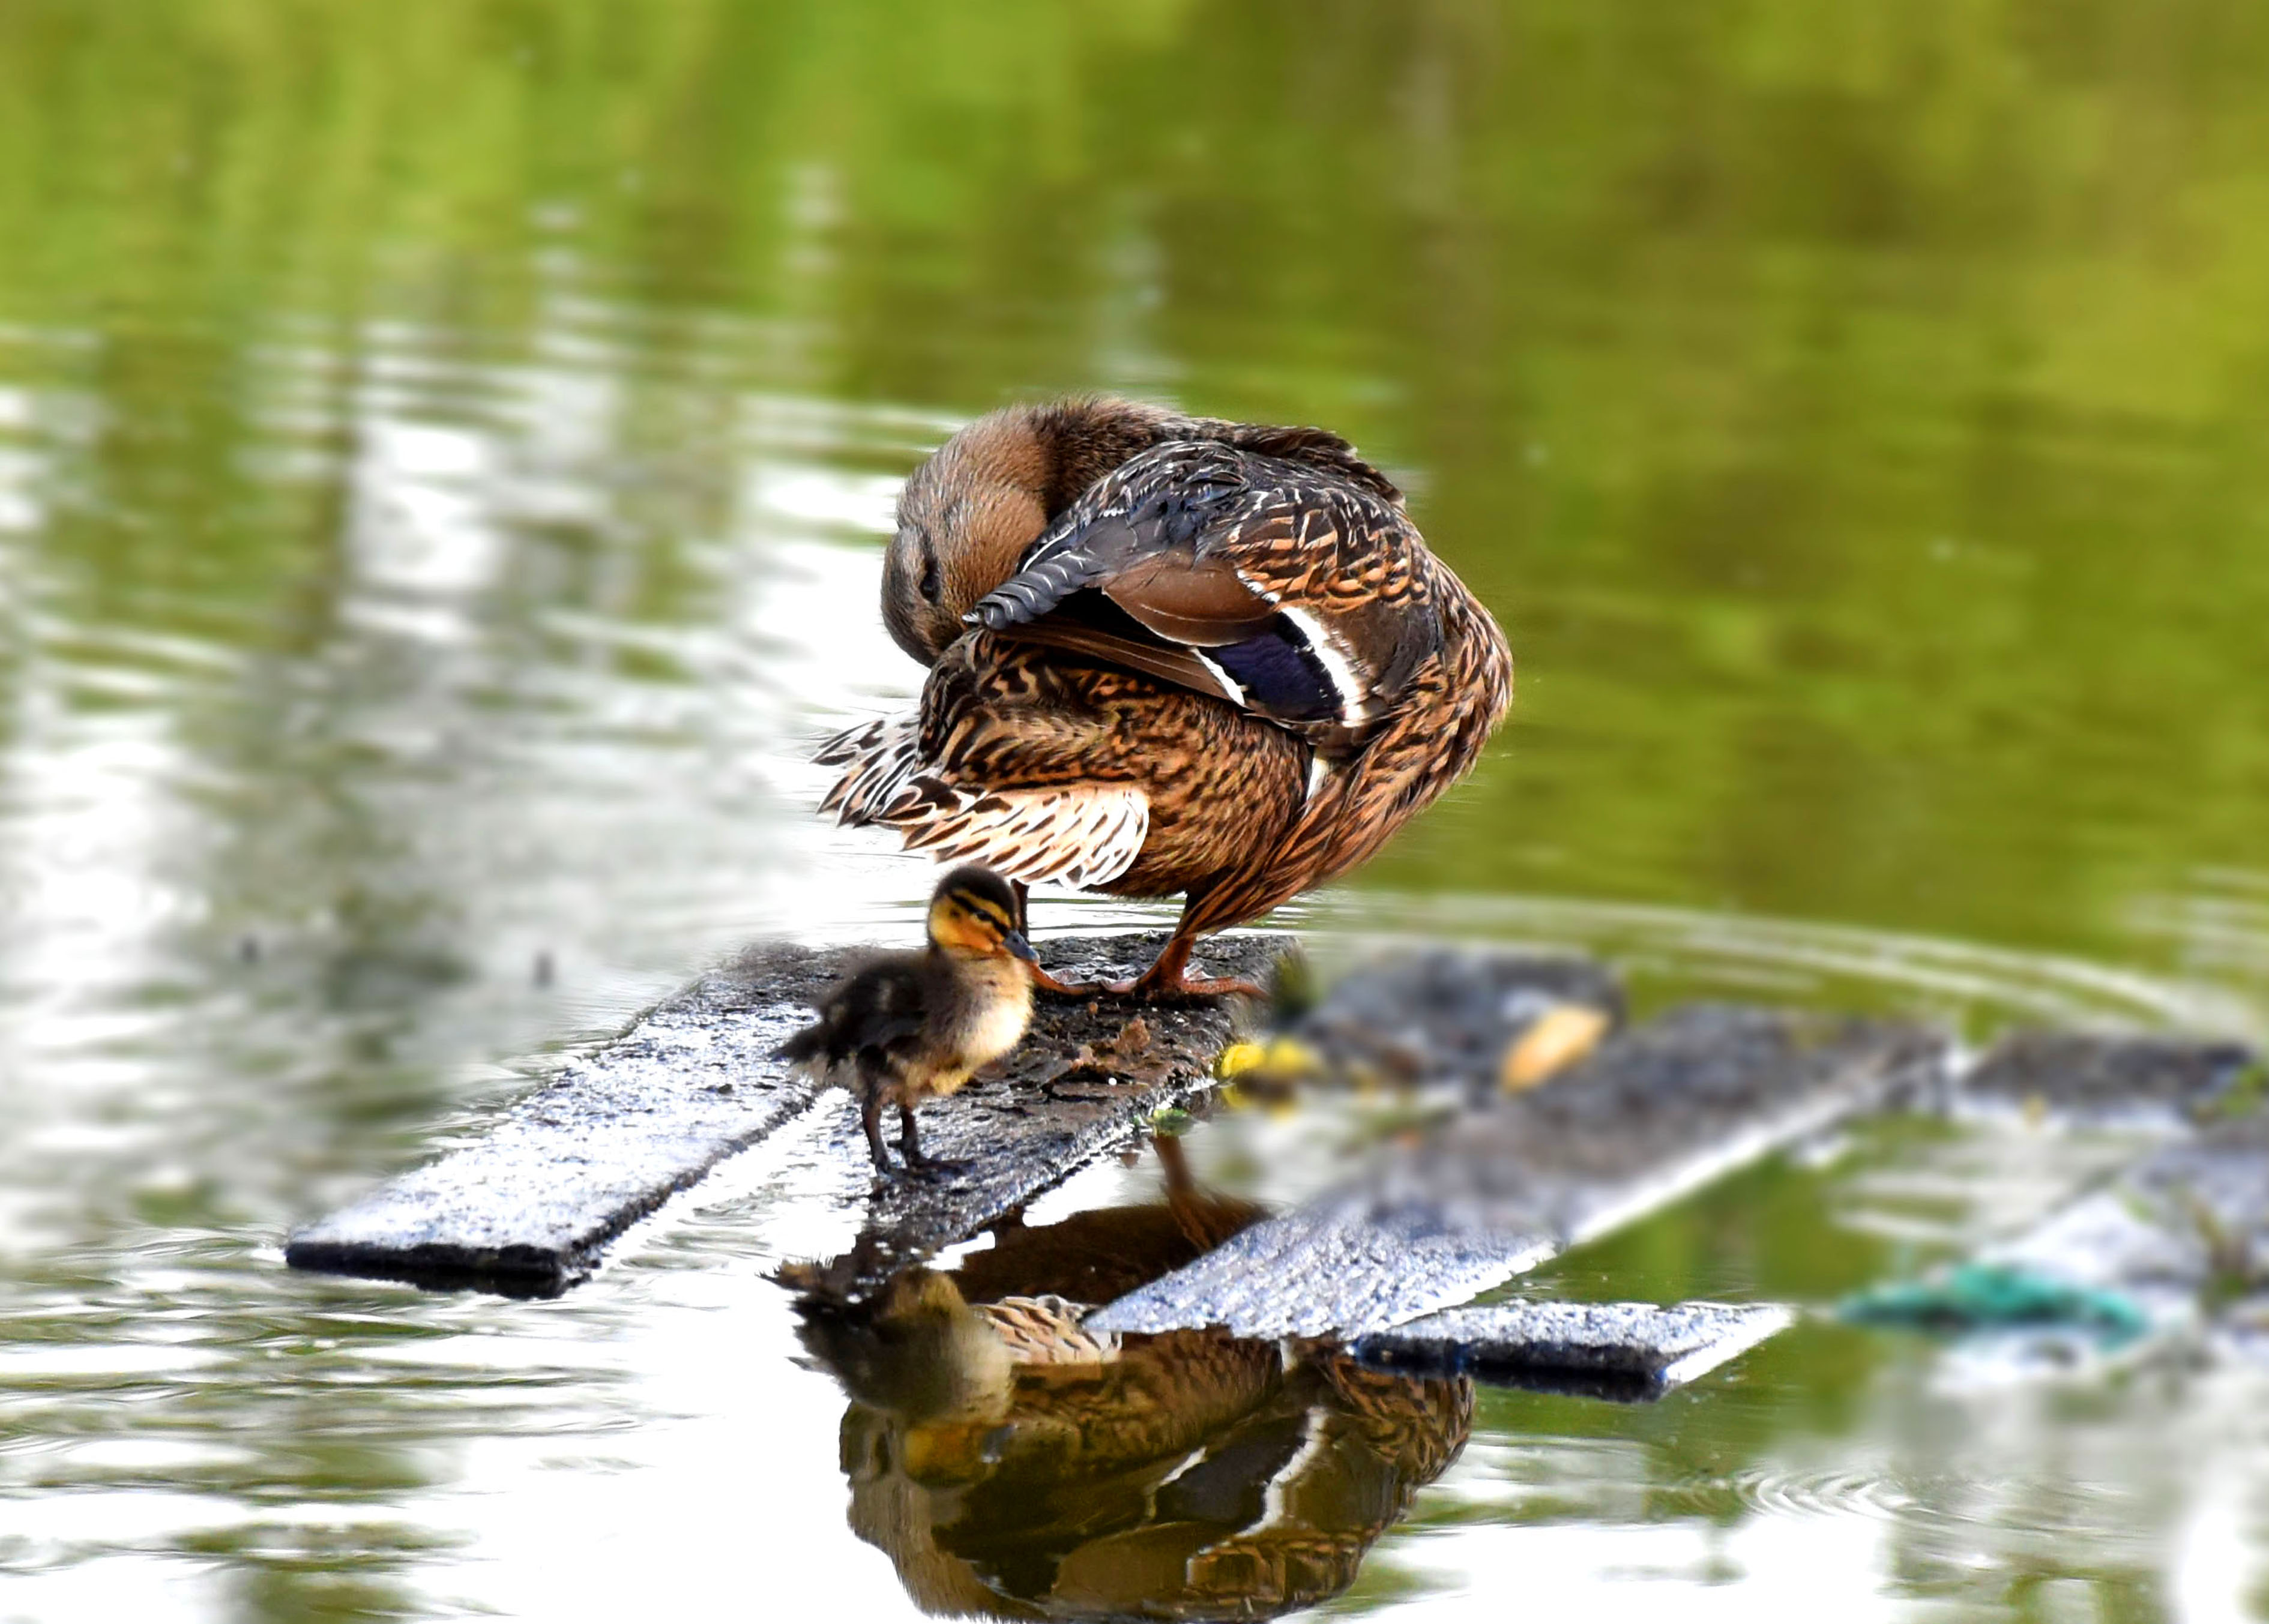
xmin=776 ymin=865 xmax=1037 ymax=1177
xmin=818 ymin=397 xmax=1513 ymax=1001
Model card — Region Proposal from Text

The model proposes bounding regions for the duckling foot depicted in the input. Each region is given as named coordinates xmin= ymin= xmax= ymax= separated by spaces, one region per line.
xmin=860 ymin=1097 xmax=897 ymax=1177
xmin=896 ymin=1109 xmax=969 ymax=1182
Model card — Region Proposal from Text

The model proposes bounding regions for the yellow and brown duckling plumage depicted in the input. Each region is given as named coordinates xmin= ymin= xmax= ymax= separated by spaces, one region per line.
xmin=818 ymin=397 xmax=1514 ymax=1001
xmin=775 ymin=865 xmax=1036 ymax=1177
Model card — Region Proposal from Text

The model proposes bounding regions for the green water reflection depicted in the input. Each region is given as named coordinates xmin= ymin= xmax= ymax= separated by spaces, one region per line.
xmin=2 ymin=1 xmax=2267 ymax=1620
xmin=7 ymin=0 xmax=2267 ymax=966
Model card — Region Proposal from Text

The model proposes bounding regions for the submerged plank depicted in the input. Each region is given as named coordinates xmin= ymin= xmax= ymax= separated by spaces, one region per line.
xmin=288 ymin=931 xmax=1273 ymax=1298
xmin=1838 ymin=1106 xmax=2269 ymax=1374
xmin=1089 ymin=1005 xmax=1948 ymax=1339
xmin=1352 ymin=1300 xmax=1794 ymax=1400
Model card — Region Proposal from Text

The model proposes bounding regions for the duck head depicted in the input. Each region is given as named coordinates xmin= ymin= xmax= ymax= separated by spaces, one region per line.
xmin=882 ymin=397 xmax=1186 ymax=663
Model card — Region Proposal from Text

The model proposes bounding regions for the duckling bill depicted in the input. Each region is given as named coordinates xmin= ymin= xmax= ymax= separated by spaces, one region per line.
xmin=776 ymin=866 xmax=1037 ymax=1177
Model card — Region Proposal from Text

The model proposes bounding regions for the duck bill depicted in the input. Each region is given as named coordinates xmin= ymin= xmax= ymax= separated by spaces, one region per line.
xmin=1004 ymin=929 xmax=1039 ymax=964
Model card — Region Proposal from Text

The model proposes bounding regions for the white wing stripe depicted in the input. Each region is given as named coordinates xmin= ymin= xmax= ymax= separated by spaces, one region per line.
xmin=1276 ymin=604 xmax=1375 ymax=729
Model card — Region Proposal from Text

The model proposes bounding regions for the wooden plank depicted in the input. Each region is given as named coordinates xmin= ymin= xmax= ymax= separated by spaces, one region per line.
xmin=1352 ymin=1300 xmax=1794 ymax=1400
xmin=287 ymin=931 xmax=1274 ymax=1298
xmin=1088 ymin=1005 xmax=1949 ymax=1340
xmin=1961 ymin=1030 xmax=2259 ymax=1126
xmin=1286 ymin=946 xmax=1624 ymax=1089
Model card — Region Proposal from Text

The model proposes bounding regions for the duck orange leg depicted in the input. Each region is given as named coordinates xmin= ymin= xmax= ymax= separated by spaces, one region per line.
xmin=1029 ymin=901 xmax=1267 ymax=1003
xmin=1118 ymin=925 xmax=1270 ymax=1003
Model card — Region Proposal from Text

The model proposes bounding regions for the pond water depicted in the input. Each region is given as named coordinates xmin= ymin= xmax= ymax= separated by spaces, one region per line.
xmin=4 ymin=2 xmax=2269 ymax=1619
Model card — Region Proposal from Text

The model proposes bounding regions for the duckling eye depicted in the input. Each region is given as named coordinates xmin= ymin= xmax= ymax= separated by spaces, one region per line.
xmin=917 ymin=540 xmax=942 ymax=605
xmin=949 ymin=894 xmax=1011 ymax=934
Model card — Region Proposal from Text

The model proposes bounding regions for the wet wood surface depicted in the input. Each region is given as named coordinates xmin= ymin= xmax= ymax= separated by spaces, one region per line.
xmin=286 ymin=931 xmax=1274 ymax=1296
xmin=1089 ymin=1006 xmax=1951 ymax=1338
xmin=289 ymin=921 xmax=2263 ymax=1379
xmin=1352 ymin=1300 xmax=1795 ymax=1400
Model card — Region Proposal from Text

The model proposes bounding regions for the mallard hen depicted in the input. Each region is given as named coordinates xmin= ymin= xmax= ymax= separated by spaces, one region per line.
xmin=819 ymin=398 xmax=1512 ymax=1000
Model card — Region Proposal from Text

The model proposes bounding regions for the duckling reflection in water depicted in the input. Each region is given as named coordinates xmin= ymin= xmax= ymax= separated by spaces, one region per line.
xmin=775 ymin=865 xmax=1037 ymax=1177
xmin=792 ymin=1153 xmax=1472 ymax=1621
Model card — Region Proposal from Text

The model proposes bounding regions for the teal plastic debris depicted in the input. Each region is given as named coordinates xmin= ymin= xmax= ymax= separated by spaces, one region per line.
xmin=1840 ymin=1262 xmax=2151 ymax=1347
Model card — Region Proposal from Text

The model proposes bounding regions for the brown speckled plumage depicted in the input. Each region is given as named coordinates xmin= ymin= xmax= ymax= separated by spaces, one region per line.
xmin=791 ymin=1144 xmax=1474 ymax=1620
xmin=819 ymin=398 xmax=1513 ymax=999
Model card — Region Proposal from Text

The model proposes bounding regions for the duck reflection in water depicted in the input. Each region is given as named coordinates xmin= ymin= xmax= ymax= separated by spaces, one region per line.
xmin=789 ymin=1142 xmax=1472 ymax=1620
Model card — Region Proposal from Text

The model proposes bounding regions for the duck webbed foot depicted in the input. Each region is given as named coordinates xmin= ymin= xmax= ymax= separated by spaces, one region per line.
xmin=1119 ymin=932 xmax=1267 ymax=1003
xmin=1029 ymin=920 xmax=1267 ymax=1003
xmin=1123 ymin=968 xmax=1269 ymax=1002
xmin=1026 ymin=961 xmax=1108 ymax=999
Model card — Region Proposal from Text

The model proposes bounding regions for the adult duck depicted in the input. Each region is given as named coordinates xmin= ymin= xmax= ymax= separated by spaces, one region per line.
xmin=819 ymin=398 xmax=1512 ymax=1000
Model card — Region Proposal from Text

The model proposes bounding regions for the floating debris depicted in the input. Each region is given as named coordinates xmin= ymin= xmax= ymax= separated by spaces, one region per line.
xmin=1499 ymin=1002 xmax=1613 ymax=1092
xmin=1840 ymin=1263 xmax=2151 ymax=1347
xmin=1837 ymin=1101 xmax=2269 ymax=1370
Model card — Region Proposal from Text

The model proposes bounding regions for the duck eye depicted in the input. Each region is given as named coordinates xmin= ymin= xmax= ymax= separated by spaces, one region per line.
xmin=918 ymin=540 xmax=942 ymax=605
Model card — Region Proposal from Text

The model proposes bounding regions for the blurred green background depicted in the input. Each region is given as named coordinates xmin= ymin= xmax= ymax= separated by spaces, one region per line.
xmin=7 ymin=0 xmax=2268 ymax=966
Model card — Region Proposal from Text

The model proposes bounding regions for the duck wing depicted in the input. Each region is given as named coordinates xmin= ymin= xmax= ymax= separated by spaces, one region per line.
xmin=968 ymin=440 xmax=1441 ymax=755
xmin=817 ymin=639 xmax=1156 ymax=890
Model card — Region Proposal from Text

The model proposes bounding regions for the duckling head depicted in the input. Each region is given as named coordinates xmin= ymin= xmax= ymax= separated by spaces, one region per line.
xmin=926 ymin=865 xmax=1038 ymax=966
xmin=804 ymin=1269 xmax=1016 ymax=1427
xmin=882 ymin=398 xmax=1182 ymax=663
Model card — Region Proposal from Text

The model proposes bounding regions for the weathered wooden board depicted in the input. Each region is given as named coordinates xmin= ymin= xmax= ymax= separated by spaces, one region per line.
xmin=1353 ymin=1300 xmax=1794 ymax=1400
xmin=1961 ymin=1030 xmax=2259 ymax=1125
xmin=797 ymin=936 xmax=1280 ymax=1296
xmin=287 ymin=931 xmax=1273 ymax=1297
xmin=1088 ymin=1006 xmax=1949 ymax=1339
xmin=1287 ymin=946 xmax=1625 ymax=1090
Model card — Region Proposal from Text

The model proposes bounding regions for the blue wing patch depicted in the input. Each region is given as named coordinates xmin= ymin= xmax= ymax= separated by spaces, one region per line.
xmin=1206 ymin=621 xmax=1342 ymax=722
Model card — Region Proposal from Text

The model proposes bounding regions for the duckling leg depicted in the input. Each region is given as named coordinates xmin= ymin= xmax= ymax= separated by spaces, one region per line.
xmin=858 ymin=1092 xmax=896 ymax=1174
xmin=896 ymin=1104 xmax=967 ymax=1180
